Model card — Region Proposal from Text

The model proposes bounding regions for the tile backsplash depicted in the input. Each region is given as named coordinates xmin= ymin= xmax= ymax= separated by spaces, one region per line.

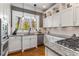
xmin=46 ymin=27 xmax=79 ymax=36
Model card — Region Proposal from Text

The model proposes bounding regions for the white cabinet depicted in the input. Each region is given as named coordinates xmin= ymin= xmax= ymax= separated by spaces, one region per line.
xmin=23 ymin=36 xmax=30 ymax=50
xmin=23 ymin=35 xmax=37 ymax=51
xmin=61 ymin=7 xmax=74 ymax=26
xmin=44 ymin=35 xmax=48 ymax=44
xmin=30 ymin=35 xmax=37 ymax=48
xmin=9 ymin=35 xmax=37 ymax=52
xmin=0 ymin=4 xmax=10 ymax=35
xmin=47 ymin=48 xmax=59 ymax=56
xmin=43 ymin=6 xmax=79 ymax=27
xmin=43 ymin=17 xmax=47 ymax=27
xmin=44 ymin=35 xmax=65 ymax=56
xmin=74 ymin=6 xmax=79 ymax=26
xmin=0 ymin=4 xmax=4 ymax=17
xmin=48 ymin=16 xmax=53 ymax=27
xmin=52 ymin=13 xmax=61 ymax=27
xmin=43 ymin=7 xmax=74 ymax=27
xmin=43 ymin=16 xmax=52 ymax=27
xmin=45 ymin=47 xmax=59 ymax=56
xmin=9 ymin=36 xmax=21 ymax=52
xmin=0 ymin=4 xmax=10 ymax=19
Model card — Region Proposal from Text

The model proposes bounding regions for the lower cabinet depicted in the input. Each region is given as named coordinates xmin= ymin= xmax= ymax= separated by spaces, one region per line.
xmin=9 ymin=36 xmax=21 ymax=52
xmin=22 ymin=36 xmax=31 ymax=50
xmin=9 ymin=35 xmax=37 ymax=52
xmin=44 ymin=35 xmax=65 ymax=56
xmin=30 ymin=35 xmax=37 ymax=48
xmin=45 ymin=47 xmax=59 ymax=56
xmin=22 ymin=35 xmax=37 ymax=51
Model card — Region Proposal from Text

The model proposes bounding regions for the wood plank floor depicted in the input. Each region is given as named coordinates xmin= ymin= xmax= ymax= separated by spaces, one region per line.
xmin=8 ymin=45 xmax=45 ymax=56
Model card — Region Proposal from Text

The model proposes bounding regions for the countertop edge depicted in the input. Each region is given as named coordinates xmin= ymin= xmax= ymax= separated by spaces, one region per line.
xmin=45 ymin=33 xmax=71 ymax=38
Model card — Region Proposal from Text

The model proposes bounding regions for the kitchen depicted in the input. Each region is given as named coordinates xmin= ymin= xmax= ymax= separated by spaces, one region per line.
xmin=1 ymin=3 xmax=79 ymax=56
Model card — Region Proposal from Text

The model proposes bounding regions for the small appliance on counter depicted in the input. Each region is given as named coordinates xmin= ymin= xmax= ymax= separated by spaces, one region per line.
xmin=0 ymin=17 xmax=9 ymax=56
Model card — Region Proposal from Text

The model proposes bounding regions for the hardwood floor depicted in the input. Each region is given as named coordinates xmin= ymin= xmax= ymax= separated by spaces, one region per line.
xmin=8 ymin=45 xmax=45 ymax=56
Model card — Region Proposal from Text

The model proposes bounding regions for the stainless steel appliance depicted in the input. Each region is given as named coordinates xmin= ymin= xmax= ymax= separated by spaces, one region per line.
xmin=0 ymin=17 xmax=8 ymax=56
xmin=56 ymin=37 xmax=79 ymax=51
xmin=37 ymin=34 xmax=44 ymax=45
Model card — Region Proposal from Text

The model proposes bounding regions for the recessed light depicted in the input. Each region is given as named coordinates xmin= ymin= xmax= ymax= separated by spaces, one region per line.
xmin=43 ymin=5 xmax=46 ymax=8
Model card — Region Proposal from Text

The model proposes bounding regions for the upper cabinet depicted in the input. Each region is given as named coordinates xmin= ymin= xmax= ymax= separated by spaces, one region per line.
xmin=43 ymin=13 xmax=61 ymax=27
xmin=0 ymin=4 xmax=10 ymax=19
xmin=43 ymin=16 xmax=52 ymax=27
xmin=43 ymin=4 xmax=79 ymax=28
xmin=0 ymin=4 xmax=4 ymax=17
xmin=43 ymin=17 xmax=47 ymax=27
xmin=74 ymin=6 xmax=79 ymax=26
xmin=43 ymin=7 xmax=74 ymax=27
xmin=52 ymin=13 xmax=61 ymax=27
xmin=0 ymin=4 xmax=11 ymax=35
xmin=48 ymin=16 xmax=53 ymax=27
xmin=61 ymin=7 xmax=74 ymax=26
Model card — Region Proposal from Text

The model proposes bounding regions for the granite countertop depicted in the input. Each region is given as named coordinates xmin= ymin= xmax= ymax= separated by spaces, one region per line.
xmin=9 ymin=33 xmax=44 ymax=37
xmin=46 ymin=33 xmax=72 ymax=38
xmin=9 ymin=34 xmax=36 ymax=37
xmin=9 ymin=32 xmax=71 ymax=38
xmin=56 ymin=37 xmax=79 ymax=52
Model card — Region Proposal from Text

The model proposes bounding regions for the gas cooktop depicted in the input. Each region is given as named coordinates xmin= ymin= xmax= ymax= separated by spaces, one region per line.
xmin=56 ymin=37 xmax=79 ymax=51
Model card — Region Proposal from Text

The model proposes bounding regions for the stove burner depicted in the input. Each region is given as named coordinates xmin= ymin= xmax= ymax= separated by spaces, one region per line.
xmin=56 ymin=37 xmax=79 ymax=51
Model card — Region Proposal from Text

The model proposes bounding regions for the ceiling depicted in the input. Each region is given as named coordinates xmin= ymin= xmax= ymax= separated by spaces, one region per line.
xmin=24 ymin=3 xmax=55 ymax=11
xmin=12 ymin=3 xmax=56 ymax=13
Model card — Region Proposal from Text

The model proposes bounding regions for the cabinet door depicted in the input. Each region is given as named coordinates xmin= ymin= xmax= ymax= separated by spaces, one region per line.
xmin=9 ymin=37 xmax=15 ymax=51
xmin=52 ymin=13 xmax=61 ymax=27
xmin=75 ymin=6 xmax=79 ymax=26
xmin=23 ymin=36 xmax=30 ymax=50
xmin=43 ymin=18 xmax=48 ymax=27
xmin=30 ymin=35 xmax=37 ymax=48
xmin=4 ymin=4 xmax=10 ymax=21
xmin=48 ymin=16 xmax=53 ymax=27
xmin=47 ymin=48 xmax=59 ymax=56
xmin=61 ymin=8 xmax=74 ymax=26
xmin=3 ymin=4 xmax=7 ymax=19
xmin=44 ymin=35 xmax=48 ymax=44
xmin=9 ymin=36 xmax=21 ymax=52
xmin=43 ymin=16 xmax=52 ymax=27
xmin=44 ymin=17 xmax=48 ymax=27
xmin=45 ymin=47 xmax=59 ymax=56
xmin=0 ymin=4 xmax=4 ymax=17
